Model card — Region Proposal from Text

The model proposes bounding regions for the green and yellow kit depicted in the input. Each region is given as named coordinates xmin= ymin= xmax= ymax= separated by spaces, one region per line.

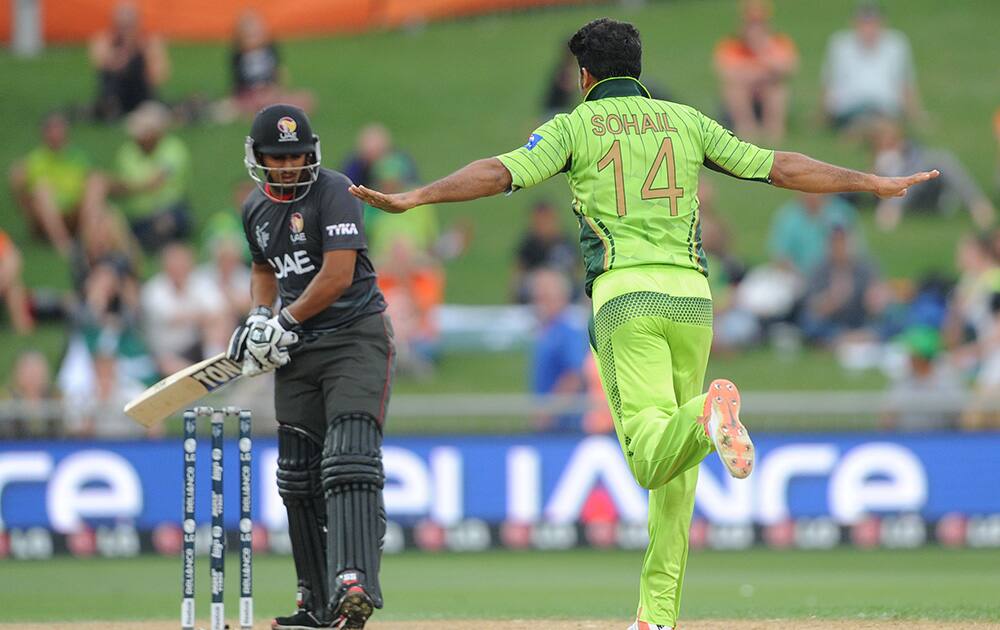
xmin=497 ymin=76 xmax=775 ymax=628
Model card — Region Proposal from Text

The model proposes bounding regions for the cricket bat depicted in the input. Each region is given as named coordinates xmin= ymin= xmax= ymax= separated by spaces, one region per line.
xmin=123 ymin=353 xmax=244 ymax=427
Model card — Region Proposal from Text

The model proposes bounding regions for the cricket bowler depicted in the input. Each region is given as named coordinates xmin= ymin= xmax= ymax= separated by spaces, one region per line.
xmin=350 ymin=18 xmax=938 ymax=630
xmin=227 ymin=104 xmax=395 ymax=629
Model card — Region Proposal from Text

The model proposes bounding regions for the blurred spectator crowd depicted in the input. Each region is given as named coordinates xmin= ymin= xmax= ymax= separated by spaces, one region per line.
xmin=2 ymin=0 xmax=1000 ymax=438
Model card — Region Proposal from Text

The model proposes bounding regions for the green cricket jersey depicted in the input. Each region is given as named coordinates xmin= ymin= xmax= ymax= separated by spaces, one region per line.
xmin=497 ymin=77 xmax=775 ymax=295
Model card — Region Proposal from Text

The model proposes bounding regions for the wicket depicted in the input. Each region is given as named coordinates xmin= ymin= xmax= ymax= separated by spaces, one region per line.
xmin=182 ymin=406 xmax=253 ymax=630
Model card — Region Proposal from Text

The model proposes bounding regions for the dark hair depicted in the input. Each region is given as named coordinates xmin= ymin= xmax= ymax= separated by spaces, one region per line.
xmin=568 ymin=18 xmax=642 ymax=81
xmin=855 ymin=0 xmax=884 ymax=19
xmin=532 ymin=199 xmax=555 ymax=213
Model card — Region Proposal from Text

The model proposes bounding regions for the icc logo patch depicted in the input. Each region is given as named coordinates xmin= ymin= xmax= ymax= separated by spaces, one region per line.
xmin=524 ymin=133 xmax=543 ymax=150
xmin=255 ymin=221 xmax=270 ymax=250
xmin=277 ymin=116 xmax=299 ymax=142
xmin=289 ymin=212 xmax=306 ymax=243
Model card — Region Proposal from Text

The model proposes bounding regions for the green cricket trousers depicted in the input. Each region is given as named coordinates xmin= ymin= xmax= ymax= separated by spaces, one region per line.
xmin=591 ymin=265 xmax=716 ymax=628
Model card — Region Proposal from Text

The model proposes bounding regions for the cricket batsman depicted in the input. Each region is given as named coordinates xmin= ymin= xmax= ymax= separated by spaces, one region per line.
xmin=350 ymin=18 xmax=938 ymax=630
xmin=227 ymin=104 xmax=395 ymax=629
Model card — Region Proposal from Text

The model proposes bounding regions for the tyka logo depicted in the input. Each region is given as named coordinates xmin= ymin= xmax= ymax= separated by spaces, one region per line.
xmin=325 ymin=223 xmax=359 ymax=237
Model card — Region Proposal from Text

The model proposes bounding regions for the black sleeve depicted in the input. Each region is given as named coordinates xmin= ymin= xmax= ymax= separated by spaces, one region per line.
xmin=319 ymin=176 xmax=368 ymax=252
xmin=242 ymin=206 xmax=267 ymax=264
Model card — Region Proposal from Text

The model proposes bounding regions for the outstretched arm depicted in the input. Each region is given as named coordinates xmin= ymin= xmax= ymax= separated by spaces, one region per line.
xmin=770 ymin=151 xmax=938 ymax=198
xmin=352 ymin=114 xmax=572 ymax=212
xmin=349 ymin=158 xmax=512 ymax=213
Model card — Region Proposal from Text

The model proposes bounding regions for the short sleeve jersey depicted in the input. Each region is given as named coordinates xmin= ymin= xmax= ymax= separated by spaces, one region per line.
xmin=242 ymin=167 xmax=386 ymax=332
xmin=496 ymin=77 xmax=774 ymax=295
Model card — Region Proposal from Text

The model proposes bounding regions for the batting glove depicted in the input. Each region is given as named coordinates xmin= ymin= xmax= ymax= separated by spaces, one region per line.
xmin=227 ymin=305 xmax=273 ymax=362
xmin=241 ymin=352 xmax=275 ymax=378
xmin=246 ymin=308 xmax=300 ymax=370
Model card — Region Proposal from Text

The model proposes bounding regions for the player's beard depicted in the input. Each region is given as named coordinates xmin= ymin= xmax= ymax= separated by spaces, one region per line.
xmin=269 ymin=168 xmax=308 ymax=196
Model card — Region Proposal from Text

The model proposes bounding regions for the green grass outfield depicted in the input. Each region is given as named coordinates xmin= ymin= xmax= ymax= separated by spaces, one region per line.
xmin=2 ymin=548 xmax=998 ymax=623
xmin=2 ymin=0 xmax=998 ymax=391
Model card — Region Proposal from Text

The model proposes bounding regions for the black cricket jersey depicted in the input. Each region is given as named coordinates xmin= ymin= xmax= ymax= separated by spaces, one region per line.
xmin=242 ymin=167 xmax=386 ymax=333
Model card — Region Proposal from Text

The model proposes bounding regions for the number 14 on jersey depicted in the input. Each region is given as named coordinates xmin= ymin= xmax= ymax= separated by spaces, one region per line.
xmin=597 ymin=137 xmax=684 ymax=217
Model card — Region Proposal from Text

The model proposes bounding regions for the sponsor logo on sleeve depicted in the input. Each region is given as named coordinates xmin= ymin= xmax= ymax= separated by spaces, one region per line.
xmin=525 ymin=134 xmax=543 ymax=150
xmin=326 ymin=223 xmax=359 ymax=237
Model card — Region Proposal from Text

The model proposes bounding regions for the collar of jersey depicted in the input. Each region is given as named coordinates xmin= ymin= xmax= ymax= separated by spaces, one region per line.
xmin=584 ymin=76 xmax=651 ymax=102
xmin=265 ymin=183 xmax=295 ymax=202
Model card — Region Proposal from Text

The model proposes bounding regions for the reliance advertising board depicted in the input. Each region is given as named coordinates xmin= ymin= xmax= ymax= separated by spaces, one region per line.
xmin=1 ymin=433 xmax=998 ymax=535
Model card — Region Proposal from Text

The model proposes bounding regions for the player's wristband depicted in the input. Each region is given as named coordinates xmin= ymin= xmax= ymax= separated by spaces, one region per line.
xmin=277 ymin=307 xmax=300 ymax=331
xmin=248 ymin=305 xmax=274 ymax=320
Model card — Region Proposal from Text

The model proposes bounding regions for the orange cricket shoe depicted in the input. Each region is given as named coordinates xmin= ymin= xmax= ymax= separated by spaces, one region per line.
xmin=700 ymin=379 xmax=754 ymax=479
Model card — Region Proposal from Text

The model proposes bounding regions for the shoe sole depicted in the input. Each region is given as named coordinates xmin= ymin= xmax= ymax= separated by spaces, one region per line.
xmin=336 ymin=586 xmax=374 ymax=629
xmin=706 ymin=379 xmax=754 ymax=479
